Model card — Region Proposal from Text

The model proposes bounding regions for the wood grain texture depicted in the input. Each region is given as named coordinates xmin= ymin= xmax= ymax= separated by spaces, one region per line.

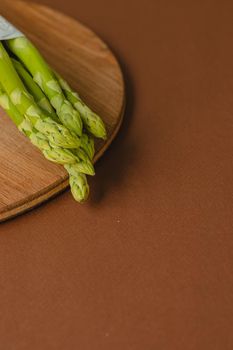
xmin=0 ymin=0 xmax=125 ymax=222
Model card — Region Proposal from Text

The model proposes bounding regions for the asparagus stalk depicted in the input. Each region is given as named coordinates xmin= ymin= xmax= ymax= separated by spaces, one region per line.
xmin=7 ymin=37 xmax=83 ymax=137
xmin=12 ymin=58 xmax=58 ymax=122
xmin=0 ymin=88 xmax=23 ymax=127
xmin=12 ymin=58 xmax=96 ymax=160
xmin=79 ymin=133 xmax=95 ymax=161
xmin=55 ymin=71 xmax=107 ymax=139
xmin=65 ymin=165 xmax=90 ymax=202
xmin=0 ymin=42 xmax=80 ymax=149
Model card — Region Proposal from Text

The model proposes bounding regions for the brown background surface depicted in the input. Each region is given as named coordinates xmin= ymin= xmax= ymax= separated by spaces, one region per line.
xmin=1 ymin=0 xmax=233 ymax=349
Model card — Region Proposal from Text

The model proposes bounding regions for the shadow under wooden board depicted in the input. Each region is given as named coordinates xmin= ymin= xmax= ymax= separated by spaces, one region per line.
xmin=0 ymin=0 xmax=125 ymax=222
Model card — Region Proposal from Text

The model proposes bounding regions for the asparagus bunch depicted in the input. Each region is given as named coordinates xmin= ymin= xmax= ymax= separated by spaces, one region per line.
xmin=0 ymin=84 xmax=92 ymax=201
xmin=12 ymin=58 xmax=95 ymax=161
xmin=0 ymin=36 xmax=107 ymax=202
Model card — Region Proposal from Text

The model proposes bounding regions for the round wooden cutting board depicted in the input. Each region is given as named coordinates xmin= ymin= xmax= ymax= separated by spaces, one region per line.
xmin=0 ymin=0 xmax=125 ymax=222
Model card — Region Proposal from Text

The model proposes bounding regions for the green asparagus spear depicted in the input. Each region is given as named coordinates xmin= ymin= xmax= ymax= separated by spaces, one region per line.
xmin=65 ymin=164 xmax=90 ymax=202
xmin=55 ymin=72 xmax=107 ymax=139
xmin=7 ymin=37 xmax=83 ymax=136
xmin=12 ymin=58 xmax=58 ymax=121
xmin=79 ymin=133 xmax=95 ymax=161
xmin=0 ymin=42 xmax=80 ymax=149
xmin=0 ymin=89 xmax=23 ymax=126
